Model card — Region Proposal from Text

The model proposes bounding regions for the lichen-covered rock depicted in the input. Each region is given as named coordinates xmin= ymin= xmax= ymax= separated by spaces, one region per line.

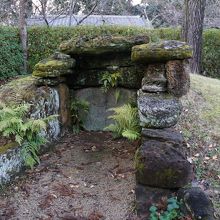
xmin=59 ymin=35 xmax=149 ymax=55
xmin=142 ymin=64 xmax=167 ymax=92
xmin=0 ymin=144 xmax=23 ymax=184
xmin=67 ymin=66 xmax=145 ymax=89
xmin=131 ymin=40 xmax=192 ymax=63
xmin=135 ymin=140 xmax=193 ymax=188
xmin=166 ymin=60 xmax=190 ymax=97
xmin=178 ymin=187 xmax=215 ymax=220
xmin=137 ymin=90 xmax=182 ymax=128
xmin=32 ymin=53 xmax=75 ymax=78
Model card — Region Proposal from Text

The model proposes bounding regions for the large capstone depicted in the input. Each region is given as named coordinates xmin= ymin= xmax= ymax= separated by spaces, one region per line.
xmin=59 ymin=35 xmax=149 ymax=55
xmin=131 ymin=40 xmax=192 ymax=63
xmin=137 ymin=90 xmax=182 ymax=128
xmin=32 ymin=52 xmax=75 ymax=78
xmin=166 ymin=60 xmax=190 ymax=97
xmin=141 ymin=64 xmax=167 ymax=92
xmin=135 ymin=140 xmax=193 ymax=188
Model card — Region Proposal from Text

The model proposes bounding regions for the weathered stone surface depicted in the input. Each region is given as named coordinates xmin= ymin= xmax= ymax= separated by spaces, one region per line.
xmin=135 ymin=140 xmax=193 ymax=188
xmin=32 ymin=53 xmax=75 ymax=78
xmin=0 ymin=144 xmax=23 ymax=185
xmin=142 ymin=128 xmax=184 ymax=144
xmin=136 ymin=184 xmax=174 ymax=220
xmin=141 ymin=64 xmax=167 ymax=92
xmin=35 ymin=77 xmax=66 ymax=86
xmin=131 ymin=40 xmax=192 ymax=63
xmin=137 ymin=90 xmax=182 ymax=128
xmin=59 ymin=35 xmax=149 ymax=55
xmin=166 ymin=60 xmax=190 ymax=97
xmin=58 ymin=83 xmax=71 ymax=129
xmin=0 ymin=76 xmax=63 ymax=185
xmin=178 ymin=187 xmax=215 ymax=220
xmin=73 ymin=88 xmax=137 ymax=131
xmin=67 ymin=66 xmax=145 ymax=89
xmin=75 ymin=53 xmax=134 ymax=70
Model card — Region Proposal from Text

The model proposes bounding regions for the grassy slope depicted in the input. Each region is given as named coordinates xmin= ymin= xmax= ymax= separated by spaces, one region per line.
xmin=178 ymin=74 xmax=220 ymax=217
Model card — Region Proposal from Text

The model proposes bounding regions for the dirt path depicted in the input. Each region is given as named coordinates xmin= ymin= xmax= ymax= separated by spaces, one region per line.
xmin=0 ymin=131 xmax=137 ymax=220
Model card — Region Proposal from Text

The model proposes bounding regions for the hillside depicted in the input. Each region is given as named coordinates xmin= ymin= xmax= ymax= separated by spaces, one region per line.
xmin=179 ymin=74 xmax=220 ymax=218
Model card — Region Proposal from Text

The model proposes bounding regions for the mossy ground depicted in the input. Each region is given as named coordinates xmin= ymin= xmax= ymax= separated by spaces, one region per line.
xmin=177 ymin=74 xmax=220 ymax=218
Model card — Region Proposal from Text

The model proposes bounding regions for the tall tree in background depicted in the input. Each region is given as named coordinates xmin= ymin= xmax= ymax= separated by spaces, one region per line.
xmin=182 ymin=0 xmax=206 ymax=74
xmin=19 ymin=0 xmax=28 ymax=73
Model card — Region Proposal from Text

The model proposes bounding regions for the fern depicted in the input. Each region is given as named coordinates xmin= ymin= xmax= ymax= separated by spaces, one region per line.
xmin=70 ymin=99 xmax=89 ymax=133
xmin=0 ymin=102 xmax=55 ymax=168
xmin=105 ymin=104 xmax=141 ymax=141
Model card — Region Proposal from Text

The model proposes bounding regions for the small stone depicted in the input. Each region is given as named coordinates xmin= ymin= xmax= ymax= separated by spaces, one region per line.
xmin=178 ymin=187 xmax=215 ymax=220
xmin=135 ymin=140 xmax=193 ymax=188
xmin=131 ymin=40 xmax=192 ymax=63
xmin=137 ymin=90 xmax=182 ymax=128
xmin=141 ymin=64 xmax=167 ymax=92
xmin=166 ymin=60 xmax=190 ymax=97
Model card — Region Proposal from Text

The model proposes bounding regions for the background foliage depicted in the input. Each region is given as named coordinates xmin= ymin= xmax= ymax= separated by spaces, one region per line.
xmin=0 ymin=27 xmax=23 ymax=79
xmin=0 ymin=26 xmax=219 ymax=79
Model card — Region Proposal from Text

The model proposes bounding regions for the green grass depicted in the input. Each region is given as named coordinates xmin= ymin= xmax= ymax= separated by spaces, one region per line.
xmin=179 ymin=74 xmax=220 ymax=218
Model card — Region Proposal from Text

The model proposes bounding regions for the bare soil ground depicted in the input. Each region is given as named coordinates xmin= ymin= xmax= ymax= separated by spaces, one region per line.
xmin=0 ymin=131 xmax=138 ymax=220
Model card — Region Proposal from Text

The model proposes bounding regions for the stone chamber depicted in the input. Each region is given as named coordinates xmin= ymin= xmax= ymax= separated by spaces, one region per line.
xmin=0 ymin=34 xmax=215 ymax=219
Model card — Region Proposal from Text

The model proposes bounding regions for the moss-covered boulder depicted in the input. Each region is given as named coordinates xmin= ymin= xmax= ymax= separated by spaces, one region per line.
xmin=32 ymin=52 xmax=75 ymax=78
xmin=131 ymin=40 xmax=192 ymax=63
xmin=59 ymin=35 xmax=149 ymax=55
xmin=137 ymin=90 xmax=182 ymax=128
xmin=135 ymin=140 xmax=193 ymax=188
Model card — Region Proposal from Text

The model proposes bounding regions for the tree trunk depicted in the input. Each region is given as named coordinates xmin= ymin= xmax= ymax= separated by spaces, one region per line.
xmin=182 ymin=0 xmax=206 ymax=74
xmin=19 ymin=0 xmax=28 ymax=73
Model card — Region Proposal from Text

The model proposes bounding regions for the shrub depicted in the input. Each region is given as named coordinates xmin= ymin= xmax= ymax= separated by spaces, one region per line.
xmin=0 ymin=27 xmax=23 ymax=79
xmin=202 ymin=29 xmax=220 ymax=79
xmin=0 ymin=26 xmax=219 ymax=79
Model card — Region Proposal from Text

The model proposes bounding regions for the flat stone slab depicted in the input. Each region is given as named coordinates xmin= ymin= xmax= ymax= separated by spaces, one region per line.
xmin=59 ymin=35 xmax=149 ymax=55
xmin=135 ymin=140 xmax=193 ymax=188
xmin=137 ymin=90 xmax=182 ymax=128
xmin=73 ymin=87 xmax=137 ymax=131
xmin=33 ymin=53 xmax=75 ymax=78
xmin=141 ymin=128 xmax=184 ymax=144
xmin=131 ymin=40 xmax=192 ymax=63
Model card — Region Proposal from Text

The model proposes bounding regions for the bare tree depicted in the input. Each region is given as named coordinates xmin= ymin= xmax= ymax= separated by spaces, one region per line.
xmin=19 ymin=0 xmax=28 ymax=73
xmin=182 ymin=0 xmax=206 ymax=74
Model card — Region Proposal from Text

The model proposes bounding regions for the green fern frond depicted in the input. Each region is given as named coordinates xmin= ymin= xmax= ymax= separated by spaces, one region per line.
xmin=105 ymin=104 xmax=141 ymax=141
